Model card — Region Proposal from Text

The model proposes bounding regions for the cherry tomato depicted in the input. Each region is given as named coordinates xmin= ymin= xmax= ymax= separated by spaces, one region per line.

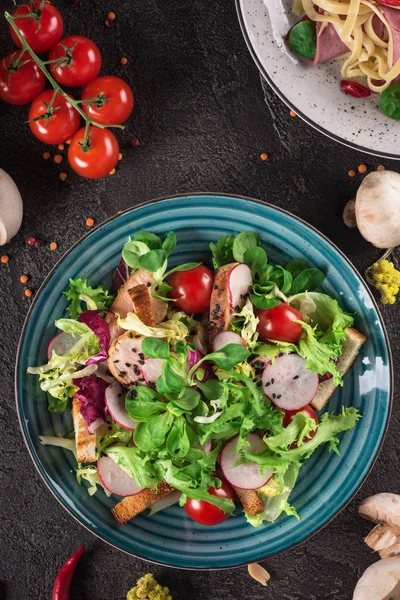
xmin=81 ymin=76 xmax=134 ymax=125
xmin=184 ymin=479 xmax=235 ymax=526
xmin=28 ymin=90 xmax=80 ymax=144
xmin=257 ymin=303 xmax=303 ymax=343
xmin=168 ymin=265 xmax=214 ymax=314
xmin=0 ymin=51 xmax=45 ymax=105
xmin=10 ymin=1 xmax=63 ymax=54
xmin=68 ymin=126 xmax=119 ymax=179
xmin=49 ymin=36 xmax=102 ymax=88
xmin=283 ymin=405 xmax=319 ymax=444
xmin=340 ymin=80 xmax=371 ymax=98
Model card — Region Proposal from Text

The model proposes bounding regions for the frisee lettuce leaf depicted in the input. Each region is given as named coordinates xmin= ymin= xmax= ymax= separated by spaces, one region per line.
xmin=64 ymin=278 xmax=113 ymax=319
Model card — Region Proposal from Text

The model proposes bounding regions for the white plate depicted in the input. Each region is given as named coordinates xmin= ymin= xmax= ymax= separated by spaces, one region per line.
xmin=237 ymin=0 xmax=400 ymax=159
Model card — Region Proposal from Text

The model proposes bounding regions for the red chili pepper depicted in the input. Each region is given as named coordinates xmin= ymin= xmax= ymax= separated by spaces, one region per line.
xmin=52 ymin=545 xmax=85 ymax=600
xmin=340 ymin=80 xmax=371 ymax=98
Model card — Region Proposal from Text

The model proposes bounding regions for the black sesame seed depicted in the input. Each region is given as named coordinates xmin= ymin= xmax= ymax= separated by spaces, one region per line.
xmin=119 ymin=370 xmax=126 ymax=377
xmin=146 ymin=282 xmax=151 ymax=287
xmin=131 ymin=347 xmax=137 ymax=353
xmin=129 ymin=332 xmax=134 ymax=338
xmin=117 ymin=392 xmax=123 ymax=398
xmin=277 ymin=394 xmax=282 ymax=399
xmin=125 ymin=362 xmax=131 ymax=367
xmin=138 ymin=359 xmax=145 ymax=365
xmin=113 ymin=359 xmax=120 ymax=363
xmin=272 ymin=393 xmax=276 ymax=399
xmin=213 ymin=284 xmax=218 ymax=290
xmin=293 ymin=375 xmax=299 ymax=380
xmin=235 ymin=305 xmax=240 ymax=312
xmin=271 ymin=378 xmax=274 ymax=384
xmin=138 ymin=353 xmax=145 ymax=360
xmin=278 ymin=352 xmax=284 ymax=357
xmin=133 ymin=365 xmax=140 ymax=375
xmin=265 ymin=382 xmax=271 ymax=387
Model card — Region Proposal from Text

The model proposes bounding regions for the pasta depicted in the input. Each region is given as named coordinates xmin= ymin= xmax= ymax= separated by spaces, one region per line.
xmin=292 ymin=0 xmax=400 ymax=93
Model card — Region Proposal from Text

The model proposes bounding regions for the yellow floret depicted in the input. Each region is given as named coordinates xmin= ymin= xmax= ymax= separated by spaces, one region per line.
xmin=127 ymin=574 xmax=173 ymax=600
xmin=367 ymin=260 xmax=400 ymax=305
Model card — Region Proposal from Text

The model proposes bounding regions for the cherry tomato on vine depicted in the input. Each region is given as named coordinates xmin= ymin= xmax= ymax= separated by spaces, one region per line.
xmin=168 ymin=265 xmax=214 ymax=314
xmin=48 ymin=36 xmax=102 ymax=88
xmin=28 ymin=90 xmax=80 ymax=144
xmin=256 ymin=304 xmax=303 ymax=343
xmin=81 ymin=76 xmax=134 ymax=124
xmin=68 ymin=126 xmax=119 ymax=179
xmin=283 ymin=405 xmax=319 ymax=445
xmin=184 ymin=479 xmax=235 ymax=526
xmin=340 ymin=80 xmax=371 ymax=98
xmin=10 ymin=1 xmax=63 ymax=54
xmin=0 ymin=51 xmax=45 ymax=105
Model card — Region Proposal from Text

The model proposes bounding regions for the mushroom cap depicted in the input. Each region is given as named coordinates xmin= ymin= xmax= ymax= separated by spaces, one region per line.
xmin=355 ymin=170 xmax=400 ymax=249
xmin=359 ymin=493 xmax=400 ymax=529
xmin=353 ymin=556 xmax=400 ymax=600
xmin=0 ymin=168 xmax=23 ymax=246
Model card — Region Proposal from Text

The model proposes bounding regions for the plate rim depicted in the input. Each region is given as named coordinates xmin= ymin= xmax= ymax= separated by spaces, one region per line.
xmin=235 ymin=0 xmax=400 ymax=161
xmin=15 ymin=192 xmax=394 ymax=570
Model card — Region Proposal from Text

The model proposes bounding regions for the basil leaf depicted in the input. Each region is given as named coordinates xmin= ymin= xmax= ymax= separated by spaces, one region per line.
xmin=207 ymin=343 xmax=250 ymax=370
xmin=122 ymin=240 xmax=150 ymax=269
xmin=166 ymin=262 xmax=201 ymax=276
xmin=380 ymin=82 xmax=400 ymax=120
xmin=232 ymin=231 xmax=260 ymax=263
xmin=268 ymin=265 xmax=293 ymax=294
xmin=286 ymin=259 xmax=309 ymax=279
xmin=166 ymin=416 xmax=190 ymax=457
xmin=243 ymin=246 xmax=268 ymax=283
xmin=289 ymin=20 xmax=316 ymax=60
xmin=157 ymin=361 xmax=182 ymax=394
xmin=142 ymin=337 xmax=170 ymax=359
xmin=251 ymin=294 xmax=281 ymax=310
xmin=162 ymin=231 xmax=177 ymax=256
xmin=134 ymin=421 xmax=165 ymax=451
xmin=132 ymin=231 xmax=162 ymax=250
xmin=166 ymin=402 xmax=186 ymax=417
xmin=147 ymin=411 xmax=173 ymax=441
xmin=209 ymin=235 xmax=235 ymax=269
xmin=291 ymin=268 xmax=325 ymax=295
xmin=171 ymin=387 xmax=200 ymax=411
xmin=252 ymin=281 xmax=276 ymax=295
xmin=138 ymin=249 xmax=167 ymax=273
xmin=125 ymin=386 xmax=166 ymax=421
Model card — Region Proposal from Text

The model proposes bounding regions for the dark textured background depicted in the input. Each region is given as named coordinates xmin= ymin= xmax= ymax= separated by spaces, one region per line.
xmin=0 ymin=0 xmax=399 ymax=598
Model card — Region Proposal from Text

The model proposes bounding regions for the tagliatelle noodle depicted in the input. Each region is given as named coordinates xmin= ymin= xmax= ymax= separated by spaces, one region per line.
xmin=297 ymin=0 xmax=400 ymax=93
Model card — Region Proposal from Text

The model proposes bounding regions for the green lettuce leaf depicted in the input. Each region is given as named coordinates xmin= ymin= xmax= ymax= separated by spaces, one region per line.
xmin=64 ymin=278 xmax=113 ymax=319
xmin=296 ymin=320 xmax=342 ymax=385
xmin=105 ymin=446 xmax=162 ymax=489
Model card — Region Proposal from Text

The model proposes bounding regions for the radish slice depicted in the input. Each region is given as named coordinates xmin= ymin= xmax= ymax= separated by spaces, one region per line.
xmin=212 ymin=331 xmax=246 ymax=352
xmin=228 ymin=264 xmax=252 ymax=310
xmin=193 ymin=330 xmax=208 ymax=356
xmin=149 ymin=490 xmax=182 ymax=516
xmin=97 ymin=456 xmax=144 ymax=496
xmin=220 ymin=433 xmax=273 ymax=490
xmin=47 ymin=331 xmax=75 ymax=360
xmin=142 ymin=358 xmax=165 ymax=384
xmin=105 ymin=381 xmax=138 ymax=430
xmin=262 ymin=353 xmax=318 ymax=410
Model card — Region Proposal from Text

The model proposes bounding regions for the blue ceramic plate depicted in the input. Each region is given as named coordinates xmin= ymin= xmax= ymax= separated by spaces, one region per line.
xmin=16 ymin=194 xmax=392 ymax=569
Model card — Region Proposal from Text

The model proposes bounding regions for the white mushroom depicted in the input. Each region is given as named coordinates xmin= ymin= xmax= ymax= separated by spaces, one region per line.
xmin=359 ymin=493 xmax=400 ymax=558
xmin=343 ymin=170 xmax=400 ymax=249
xmin=353 ymin=556 xmax=400 ymax=600
xmin=0 ymin=168 xmax=23 ymax=246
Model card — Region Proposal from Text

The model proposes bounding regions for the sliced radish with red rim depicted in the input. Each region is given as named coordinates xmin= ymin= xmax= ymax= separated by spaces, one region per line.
xmin=105 ymin=381 xmax=138 ymax=430
xmin=262 ymin=353 xmax=318 ymax=410
xmin=97 ymin=456 xmax=144 ymax=496
xmin=47 ymin=331 xmax=76 ymax=360
xmin=220 ymin=433 xmax=273 ymax=490
xmin=228 ymin=264 xmax=252 ymax=310
xmin=212 ymin=331 xmax=246 ymax=352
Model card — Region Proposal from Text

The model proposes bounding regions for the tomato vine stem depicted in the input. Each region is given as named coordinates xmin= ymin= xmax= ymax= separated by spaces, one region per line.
xmin=5 ymin=11 xmax=124 ymax=136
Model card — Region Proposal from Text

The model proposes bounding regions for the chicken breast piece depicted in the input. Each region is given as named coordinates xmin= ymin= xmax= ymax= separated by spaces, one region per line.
xmin=111 ymin=268 xmax=168 ymax=324
xmin=72 ymin=398 xmax=97 ymax=463
xmin=107 ymin=331 xmax=147 ymax=387
xmin=208 ymin=262 xmax=239 ymax=345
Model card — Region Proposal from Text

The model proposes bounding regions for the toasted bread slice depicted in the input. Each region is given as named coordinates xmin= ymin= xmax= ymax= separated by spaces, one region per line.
xmin=310 ymin=327 xmax=367 ymax=411
xmin=111 ymin=268 xmax=167 ymax=323
xmin=128 ymin=283 xmax=155 ymax=326
xmin=112 ymin=482 xmax=174 ymax=525
xmin=208 ymin=262 xmax=239 ymax=345
xmin=72 ymin=399 xmax=97 ymax=463
xmin=233 ymin=487 xmax=265 ymax=516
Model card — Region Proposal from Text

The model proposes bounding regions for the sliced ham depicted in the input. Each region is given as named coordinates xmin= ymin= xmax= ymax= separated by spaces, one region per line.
xmin=311 ymin=21 xmax=349 ymax=65
xmin=380 ymin=5 xmax=400 ymax=81
xmin=110 ymin=268 xmax=167 ymax=324
xmin=107 ymin=331 xmax=147 ymax=387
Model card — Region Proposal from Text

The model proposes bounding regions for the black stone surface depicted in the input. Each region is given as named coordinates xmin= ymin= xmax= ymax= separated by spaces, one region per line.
xmin=0 ymin=1 xmax=399 ymax=598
